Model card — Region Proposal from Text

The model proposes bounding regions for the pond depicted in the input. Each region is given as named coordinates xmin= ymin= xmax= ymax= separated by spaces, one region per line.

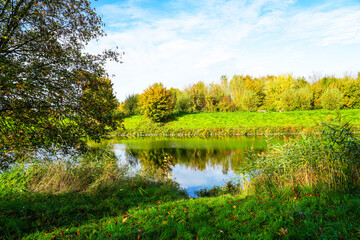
xmin=110 ymin=136 xmax=283 ymax=197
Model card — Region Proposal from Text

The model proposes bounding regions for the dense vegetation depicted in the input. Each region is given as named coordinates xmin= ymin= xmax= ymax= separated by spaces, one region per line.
xmin=119 ymin=74 xmax=360 ymax=122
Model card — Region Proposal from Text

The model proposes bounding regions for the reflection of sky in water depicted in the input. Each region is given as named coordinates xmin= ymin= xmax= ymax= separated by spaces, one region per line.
xmin=113 ymin=143 xmax=240 ymax=197
xmin=113 ymin=144 xmax=139 ymax=174
xmin=172 ymin=164 xmax=236 ymax=197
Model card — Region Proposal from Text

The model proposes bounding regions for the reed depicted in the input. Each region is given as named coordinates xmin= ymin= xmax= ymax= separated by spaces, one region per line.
xmin=238 ymin=120 xmax=360 ymax=194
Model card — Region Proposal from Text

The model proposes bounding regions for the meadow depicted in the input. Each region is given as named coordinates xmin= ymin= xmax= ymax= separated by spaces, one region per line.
xmin=117 ymin=109 xmax=360 ymax=136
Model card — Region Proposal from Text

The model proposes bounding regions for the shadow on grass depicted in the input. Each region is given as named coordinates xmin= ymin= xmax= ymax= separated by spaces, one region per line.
xmin=0 ymin=180 xmax=187 ymax=239
xmin=169 ymin=112 xmax=199 ymax=122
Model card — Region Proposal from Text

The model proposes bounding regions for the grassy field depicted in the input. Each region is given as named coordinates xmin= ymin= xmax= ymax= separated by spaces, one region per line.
xmin=117 ymin=109 xmax=360 ymax=136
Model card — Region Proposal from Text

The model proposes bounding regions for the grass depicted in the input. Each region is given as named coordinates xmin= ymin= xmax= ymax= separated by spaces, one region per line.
xmin=0 ymin=154 xmax=187 ymax=239
xmin=18 ymin=188 xmax=360 ymax=239
xmin=117 ymin=109 xmax=360 ymax=136
xmin=1 ymin=121 xmax=360 ymax=239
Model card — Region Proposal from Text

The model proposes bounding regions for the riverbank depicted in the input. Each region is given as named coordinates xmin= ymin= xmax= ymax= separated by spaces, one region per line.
xmin=115 ymin=109 xmax=360 ymax=136
xmin=1 ymin=160 xmax=359 ymax=239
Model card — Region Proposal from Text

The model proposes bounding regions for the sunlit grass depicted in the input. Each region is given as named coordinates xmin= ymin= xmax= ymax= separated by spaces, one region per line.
xmin=118 ymin=109 xmax=360 ymax=136
xmin=23 ymin=190 xmax=360 ymax=239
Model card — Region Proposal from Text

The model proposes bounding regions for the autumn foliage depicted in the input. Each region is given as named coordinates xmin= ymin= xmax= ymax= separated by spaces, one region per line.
xmin=139 ymin=83 xmax=175 ymax=122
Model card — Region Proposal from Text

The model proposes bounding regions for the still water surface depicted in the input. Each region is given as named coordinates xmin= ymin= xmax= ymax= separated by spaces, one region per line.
xmin=111 ymin=136 xmax=282 ymax=197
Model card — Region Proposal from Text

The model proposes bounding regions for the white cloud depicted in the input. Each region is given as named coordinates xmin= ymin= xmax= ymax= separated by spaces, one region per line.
xmin=87 ymin=0 xmax=360 ymax=101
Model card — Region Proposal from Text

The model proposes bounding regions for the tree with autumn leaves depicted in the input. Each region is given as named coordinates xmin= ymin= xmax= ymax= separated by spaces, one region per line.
xmin=139 ymin=83 xmax=175 ymax=122
xmin=0 ymin=0 xmax=121 ymax=167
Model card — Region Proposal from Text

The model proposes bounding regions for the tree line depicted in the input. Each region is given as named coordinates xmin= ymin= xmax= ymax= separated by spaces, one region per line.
xmin=120 ymin=74 xmax=360 ymax=122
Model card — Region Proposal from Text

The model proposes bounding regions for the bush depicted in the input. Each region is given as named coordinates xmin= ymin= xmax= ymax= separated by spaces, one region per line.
xmin=139 ymin=83 xmax=175 ymax=122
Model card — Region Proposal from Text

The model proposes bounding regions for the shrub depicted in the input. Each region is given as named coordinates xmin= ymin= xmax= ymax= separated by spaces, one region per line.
xmin=139 ymin=83 xmax=175 ymax=122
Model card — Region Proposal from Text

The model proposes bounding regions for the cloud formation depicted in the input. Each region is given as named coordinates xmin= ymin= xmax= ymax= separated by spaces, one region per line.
xmin=87 ymin=0 xmax=360 ymax=101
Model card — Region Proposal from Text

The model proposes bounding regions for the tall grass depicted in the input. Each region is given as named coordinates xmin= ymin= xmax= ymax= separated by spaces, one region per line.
xmin=238 ymin=120 xmax=360 ymax=194
xmin=0 ymin=148 xmax=126 ymax=197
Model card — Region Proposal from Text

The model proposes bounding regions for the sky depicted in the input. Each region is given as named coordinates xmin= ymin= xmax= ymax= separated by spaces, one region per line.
xmin=87 ymin=0 xmax=360 ymax=101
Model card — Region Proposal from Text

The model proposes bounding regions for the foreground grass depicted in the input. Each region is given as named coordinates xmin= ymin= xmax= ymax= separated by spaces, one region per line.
xmin=17 ymin=188 xmax=360 ymax=239
xmin=118 ymin=109 xmax=360 ymax=136
xmin=0 ymin=168 xmax=187 ymax=239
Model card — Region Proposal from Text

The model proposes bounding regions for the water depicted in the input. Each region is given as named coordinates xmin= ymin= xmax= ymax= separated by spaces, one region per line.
xmin=110 ymin=136 xmax=282 ymax=197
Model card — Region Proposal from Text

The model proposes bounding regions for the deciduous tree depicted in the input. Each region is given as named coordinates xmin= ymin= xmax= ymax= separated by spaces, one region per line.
xmin=139 ymin=83 xmax=175 ymax=122
xmin=0 ymin=0 xmax=121 ymax=166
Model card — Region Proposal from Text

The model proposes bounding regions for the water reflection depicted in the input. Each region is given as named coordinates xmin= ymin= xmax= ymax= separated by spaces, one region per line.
xmin=112 ymin=136 xmax=277 ymax=197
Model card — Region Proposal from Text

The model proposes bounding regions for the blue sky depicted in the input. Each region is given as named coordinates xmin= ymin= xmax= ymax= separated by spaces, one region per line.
xmin=88 ymin=0 xmax=360 ymax=101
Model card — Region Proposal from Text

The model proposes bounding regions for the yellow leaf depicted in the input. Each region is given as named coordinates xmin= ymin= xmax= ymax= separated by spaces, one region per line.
xmin=122 ymin=217 xmax=128 ymax=223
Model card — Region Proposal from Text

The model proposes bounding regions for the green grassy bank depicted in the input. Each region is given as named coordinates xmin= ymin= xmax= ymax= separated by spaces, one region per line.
xmin=1 ymin=161 xmax=359 ymax=239
xmin=116 ymin=109 xmax=360 ymax=136
xmin=18 ymin=189 xmax=360 ymax=239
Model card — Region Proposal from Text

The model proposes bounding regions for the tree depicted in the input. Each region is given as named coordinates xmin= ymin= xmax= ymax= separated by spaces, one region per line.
xmin=121 ymin=94 xmax=140 ymax=116
xmin=264 ymin=74 xmax=296 ymax=111
xmin=174 ymin=91 xmax=191 ymax=114
xmin=279 ymin=89 xmax=297 ymax=111
xmin=0 ymin=0 xmax=121 ymax=165
xmin=79 ymin=74 xmax=121 ymax=142
xmin=185 ymin=81 xmax=207 ymax=112
xmin=241 ymin=90 xmax=259 ymax=112
xmin=139 ymin=83 xmax=175 ymax=122
xmin=294 ymin=87 xmax=312 ymax=110
xmin=206 ymin=83 xmax=225 ymax=112
xmin=229 ymin=75 xmax=246 ymax=109
xmin=320 ymin=88 xmax=343 ymax=110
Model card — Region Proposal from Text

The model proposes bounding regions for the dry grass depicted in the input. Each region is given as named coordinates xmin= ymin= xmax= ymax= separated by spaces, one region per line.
xmin=26 ymin=160 xmax=125 ymax=194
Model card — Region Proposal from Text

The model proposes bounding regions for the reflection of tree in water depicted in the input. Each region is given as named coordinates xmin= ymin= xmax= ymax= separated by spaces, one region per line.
xmin=126 ymin=147 xmax=266 ymax=176
xmin=130 ymin=149 xmax=174 ymax=179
